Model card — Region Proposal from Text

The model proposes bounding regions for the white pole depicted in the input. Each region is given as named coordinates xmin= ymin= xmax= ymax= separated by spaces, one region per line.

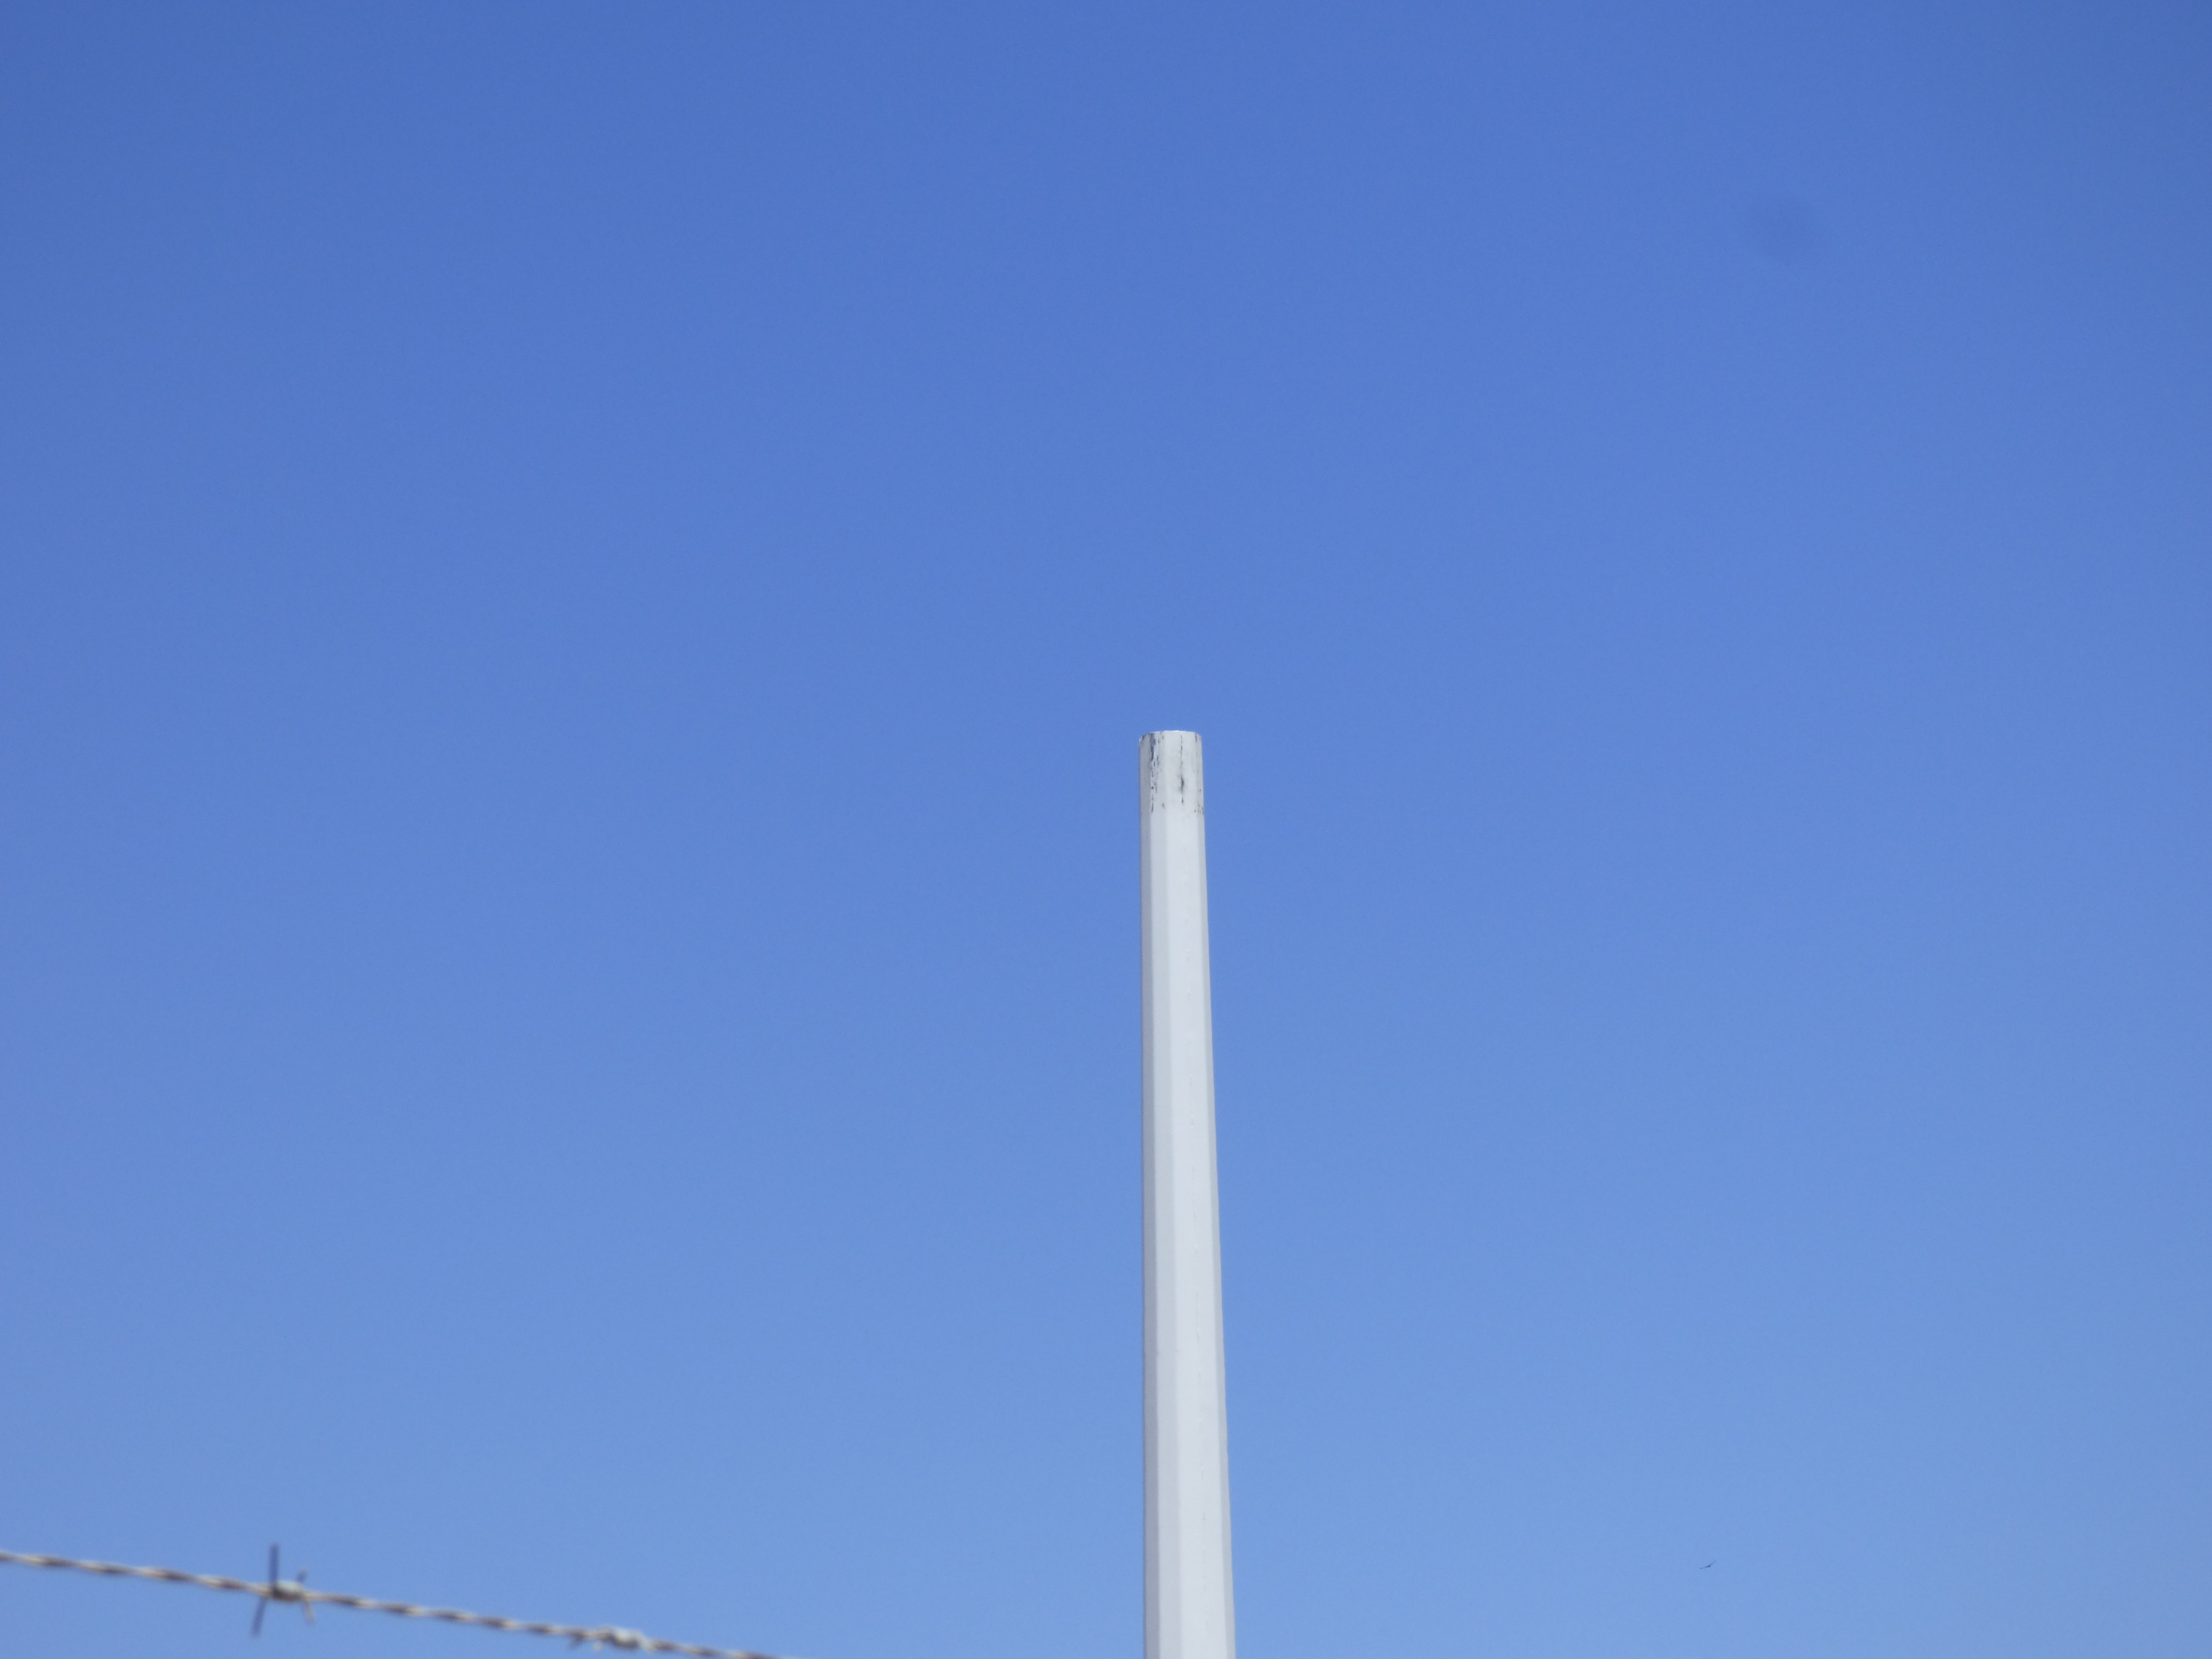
xmin=1140 ymin=731 xmax=1236 ymax=1659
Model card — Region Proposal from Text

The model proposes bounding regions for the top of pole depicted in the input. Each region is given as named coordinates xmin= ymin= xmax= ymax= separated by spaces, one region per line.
xmin=1140 ymin=731 xmax=1204 ymax=815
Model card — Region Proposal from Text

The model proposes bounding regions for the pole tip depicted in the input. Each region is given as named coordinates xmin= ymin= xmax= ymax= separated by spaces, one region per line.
xmin=1140 ymin=731 xmax=1203 ymax=814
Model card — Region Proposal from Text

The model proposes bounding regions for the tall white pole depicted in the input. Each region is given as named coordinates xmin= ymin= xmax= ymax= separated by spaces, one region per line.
xmin=1140 ymin=731 xmax=1236 ymax=1659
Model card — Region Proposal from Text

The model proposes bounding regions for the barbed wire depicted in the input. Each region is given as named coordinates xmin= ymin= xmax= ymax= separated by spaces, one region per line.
xmin=0 ymin=1546 xmax=798 ymax=1659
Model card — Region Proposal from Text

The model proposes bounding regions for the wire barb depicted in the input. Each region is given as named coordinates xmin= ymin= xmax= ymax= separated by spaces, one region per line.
xmin=254 ymin=1544 xmax=314 ymax=1637
xmin=0 ymin=1547 xmax=794 ymax=1659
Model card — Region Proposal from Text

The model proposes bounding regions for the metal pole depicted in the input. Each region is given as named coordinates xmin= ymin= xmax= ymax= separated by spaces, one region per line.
xmin=1140 ymin=731 xmax=1236 ymax=1659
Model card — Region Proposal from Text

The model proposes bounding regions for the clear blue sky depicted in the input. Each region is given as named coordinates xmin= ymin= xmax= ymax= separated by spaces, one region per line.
xmin=3 ymin=5 xmax=2207 ymax=1657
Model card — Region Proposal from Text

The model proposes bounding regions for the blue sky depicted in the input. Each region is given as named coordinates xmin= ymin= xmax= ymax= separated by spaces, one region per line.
xmin=2 ymin=4 xmax=2207 ymax=1657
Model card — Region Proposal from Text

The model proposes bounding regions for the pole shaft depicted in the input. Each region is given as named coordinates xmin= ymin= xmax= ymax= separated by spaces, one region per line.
xmin=1140 ymin=732 xmax=1235 ymax=1659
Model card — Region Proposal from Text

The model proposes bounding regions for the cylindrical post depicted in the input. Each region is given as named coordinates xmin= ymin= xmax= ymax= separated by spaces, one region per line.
xmin=1140 ymin=732 xmax=1236 ymax=1659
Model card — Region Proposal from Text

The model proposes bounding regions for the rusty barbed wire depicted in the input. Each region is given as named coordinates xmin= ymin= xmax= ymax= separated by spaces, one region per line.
xmin=0 ymin=1546 xmax=796 ymax=1659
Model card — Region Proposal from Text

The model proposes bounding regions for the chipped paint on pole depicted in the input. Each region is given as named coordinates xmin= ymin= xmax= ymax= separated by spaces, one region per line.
xmin=1140 ymin=731 xmax=1236 ymax=1659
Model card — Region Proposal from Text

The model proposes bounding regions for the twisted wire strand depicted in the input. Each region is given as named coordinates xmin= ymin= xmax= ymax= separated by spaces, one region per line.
xmin=0 ymin=1548 xmax=794 ymax=1659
